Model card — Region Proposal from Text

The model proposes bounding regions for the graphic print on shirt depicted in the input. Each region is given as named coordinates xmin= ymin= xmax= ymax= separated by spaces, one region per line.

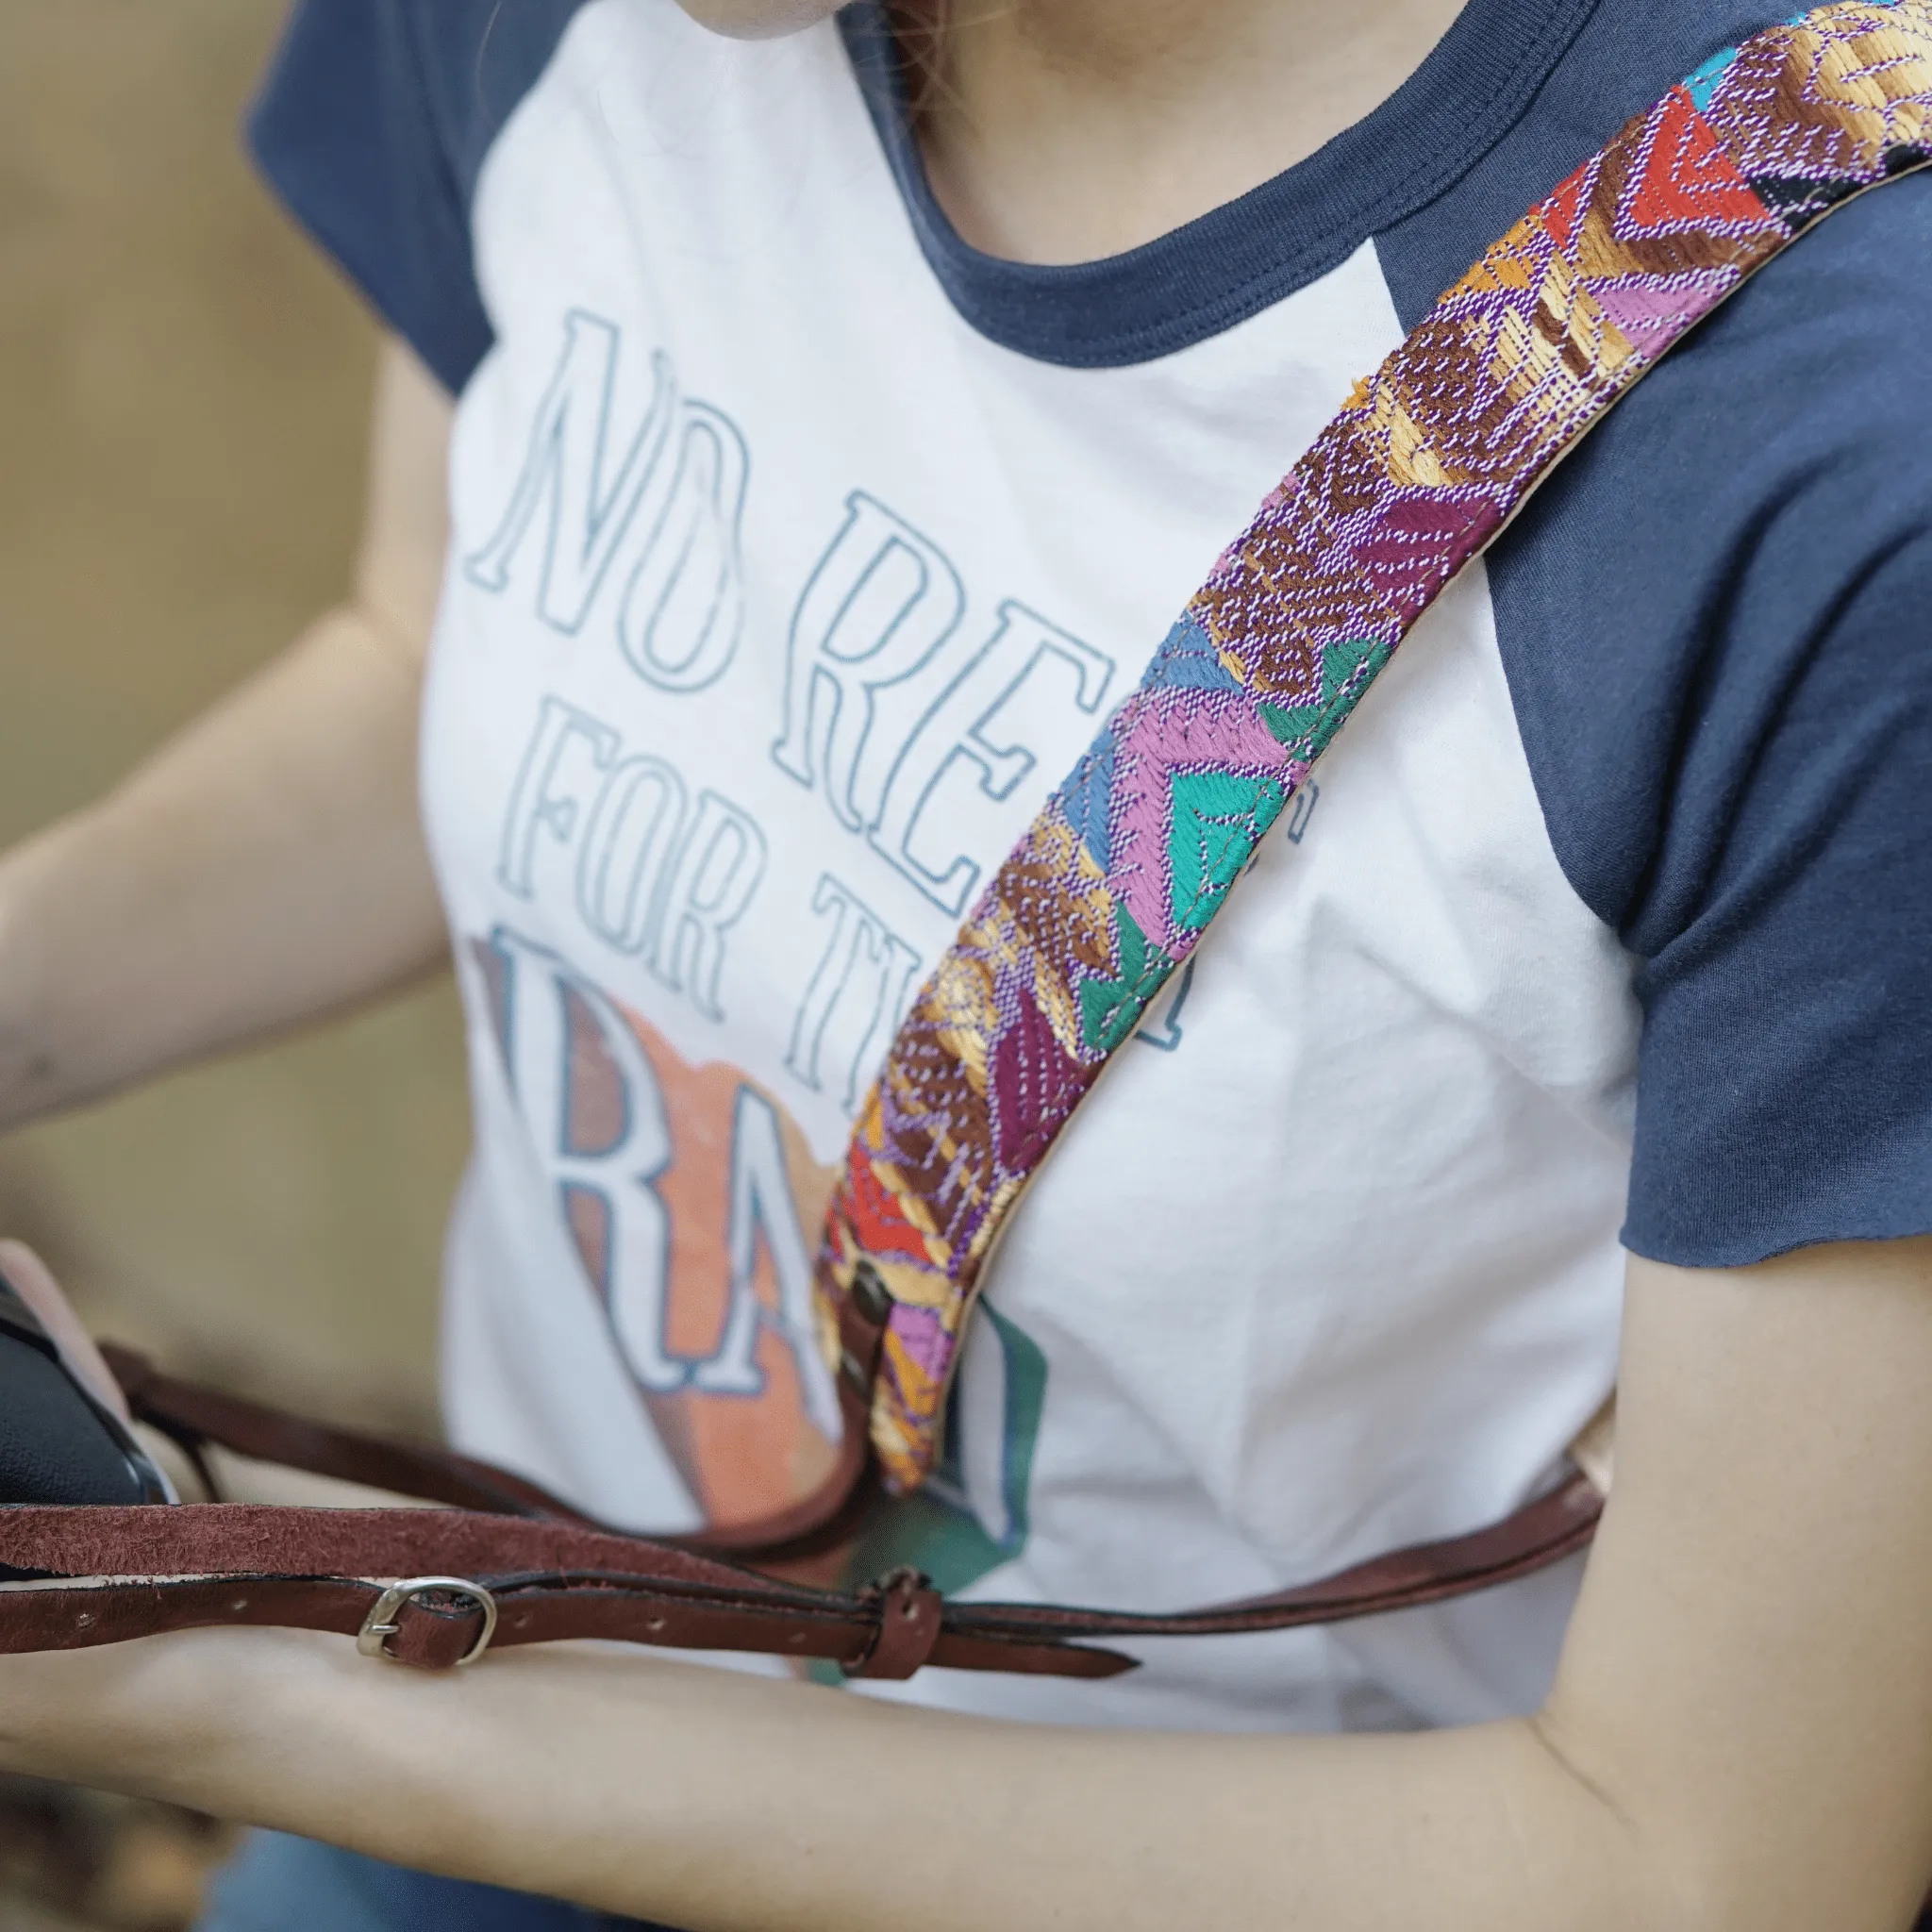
xmin=771 ymin=490 xmax=1118 ymax=917
xmin=495 ymin=693 xmax=773 ymax=1024
xmin=465 ymin=309 xmax=750 ymax=693
xmin=470 ymin=926 xmax=848 ymax=1524
xmin=454 ymin=309 xmax=1124 ymax=1531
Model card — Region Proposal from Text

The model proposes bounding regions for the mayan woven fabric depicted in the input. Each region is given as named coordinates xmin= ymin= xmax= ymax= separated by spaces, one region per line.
xmin=815 ymin=0 xmax=1932 ymax=1493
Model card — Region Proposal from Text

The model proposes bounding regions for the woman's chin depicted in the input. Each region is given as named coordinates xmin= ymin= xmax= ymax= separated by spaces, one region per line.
xmin=670 ymin=0 xmax=845 ymax=40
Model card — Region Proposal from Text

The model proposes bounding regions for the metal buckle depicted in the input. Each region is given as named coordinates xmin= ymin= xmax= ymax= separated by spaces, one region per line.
xmin=357 ymin=1576 xmax=498 ymax=1668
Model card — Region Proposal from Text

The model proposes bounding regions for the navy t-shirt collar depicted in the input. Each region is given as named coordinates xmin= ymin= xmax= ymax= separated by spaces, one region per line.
xmin=835 ymin=0 xmax=1602 ymax=368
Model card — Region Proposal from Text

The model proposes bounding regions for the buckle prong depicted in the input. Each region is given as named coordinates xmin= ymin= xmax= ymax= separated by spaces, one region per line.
xmin=357 ymin=1576 xmax=498 ymax=1668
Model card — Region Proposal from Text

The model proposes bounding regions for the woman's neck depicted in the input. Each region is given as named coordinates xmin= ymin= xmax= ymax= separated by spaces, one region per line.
xmin=907 ymin=0 xmax=1471 ymax=263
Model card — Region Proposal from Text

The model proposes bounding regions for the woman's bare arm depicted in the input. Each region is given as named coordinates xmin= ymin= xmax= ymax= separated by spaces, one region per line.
xmin=0 ymin=337 xmax=455 ymax=1133
xmin=4 ymin=1237 xmax=1931 ymax=1932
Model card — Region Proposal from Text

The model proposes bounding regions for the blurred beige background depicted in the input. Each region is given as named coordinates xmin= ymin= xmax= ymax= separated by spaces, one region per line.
xmin=0 ymin=0 xmax=461 ymax=1440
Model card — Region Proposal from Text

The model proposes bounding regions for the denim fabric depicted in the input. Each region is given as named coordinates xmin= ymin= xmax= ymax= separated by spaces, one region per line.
xmin=196 ymin=1830 xmax=672 ymax=1932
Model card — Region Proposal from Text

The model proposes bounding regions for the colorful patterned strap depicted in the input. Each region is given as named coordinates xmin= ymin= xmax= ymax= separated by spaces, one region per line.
xmin=815 ymin=0 xmax=1932 ymax=1496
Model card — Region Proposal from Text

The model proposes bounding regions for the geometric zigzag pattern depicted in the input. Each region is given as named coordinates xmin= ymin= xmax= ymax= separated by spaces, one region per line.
xmin=815 ymin=0 xmax=1932 ymax=1493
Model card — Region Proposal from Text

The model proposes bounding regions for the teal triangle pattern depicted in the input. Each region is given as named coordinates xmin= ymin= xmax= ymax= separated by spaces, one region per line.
xmin=1167 ymin=771 xmax=1288 ymax=933
xmin=1258 ymin=636 xmax=1395 ymax=759
xmin=1076 ymin=904 xmax=1170 ymax=1057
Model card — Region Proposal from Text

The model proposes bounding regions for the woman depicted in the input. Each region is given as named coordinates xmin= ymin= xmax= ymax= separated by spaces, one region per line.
xmin=1 ymin=0 xmax=1930 ymax=1924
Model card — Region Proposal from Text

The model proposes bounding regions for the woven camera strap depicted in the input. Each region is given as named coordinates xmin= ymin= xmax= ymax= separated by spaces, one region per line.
xmin=2 ymin=0 xmax=1926 ymax=1683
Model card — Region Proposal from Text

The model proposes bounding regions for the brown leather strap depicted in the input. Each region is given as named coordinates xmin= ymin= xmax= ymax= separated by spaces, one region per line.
xmin=58 ymin=1344 xmax=1605 ymax=1678
xmin=845 ymin=1568 xmax=945 ymax=1680
xmin=101 ymin=1346 xmax=594 ymax=1524
xmin=0 ymin=1473 xmax=1602 ymax=1680
xmin=946 ymin=1470 xmax=1604 ymax=1644
xmin=0 ymin=1504 xmax=1130 ymax=1679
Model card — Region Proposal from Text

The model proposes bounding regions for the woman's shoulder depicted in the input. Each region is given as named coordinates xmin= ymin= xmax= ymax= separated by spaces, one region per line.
xmin=1474 ymin=157 xmax=1932 ymax=1265
xmin=1485 ymin=161 xmax=1932 ymax=929
xmin=247 ymin=0 xmax=599 ymax=393
xmin=248 ymin=0 xmax=844 ymax=395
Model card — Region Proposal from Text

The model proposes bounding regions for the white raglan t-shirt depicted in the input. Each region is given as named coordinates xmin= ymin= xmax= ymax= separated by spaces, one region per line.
xmin=249 ymin=0 xmax=1932 ymax=1732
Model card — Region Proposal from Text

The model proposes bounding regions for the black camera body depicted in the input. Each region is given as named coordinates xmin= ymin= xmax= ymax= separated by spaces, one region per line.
xmin=0 ymin=1271 xmax=169 ymax=1507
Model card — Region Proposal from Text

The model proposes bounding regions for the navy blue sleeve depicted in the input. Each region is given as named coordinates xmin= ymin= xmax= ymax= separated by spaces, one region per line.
xmin=1379 ymin=0 xmax=1932 ymax=1271
xmin=248 ymin=0 xmax=584 ymax=394
xmin=1490 ymin=179 xmax=1932 ymax=1267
